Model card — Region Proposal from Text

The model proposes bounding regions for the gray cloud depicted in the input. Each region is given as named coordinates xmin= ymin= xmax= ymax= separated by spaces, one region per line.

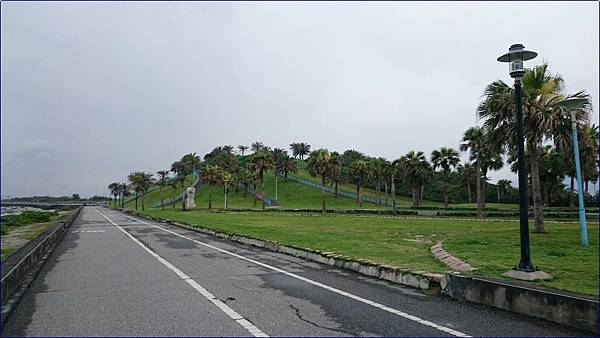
xmin=1 ymin=2 xmax=598 ymax=197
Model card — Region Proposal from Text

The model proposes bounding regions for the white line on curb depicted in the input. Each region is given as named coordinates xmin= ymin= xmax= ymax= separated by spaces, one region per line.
xmin=95 ymin=208 xmax=268 ymax=337
xmin=119 ymin=210 xmax=471 ymax=337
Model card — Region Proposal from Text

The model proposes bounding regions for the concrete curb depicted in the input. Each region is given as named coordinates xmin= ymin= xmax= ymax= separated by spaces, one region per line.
xmin=1 ymin=206 xmax=84 ymax=322
xmin=121 ymin=209 xmax=443 ymax=292
xmin=442 ymin=273 xmax=598 ymax=333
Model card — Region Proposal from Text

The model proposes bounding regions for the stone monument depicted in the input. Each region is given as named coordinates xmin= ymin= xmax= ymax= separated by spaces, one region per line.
xmin=185 ymin=187 xmax=196 ymax=210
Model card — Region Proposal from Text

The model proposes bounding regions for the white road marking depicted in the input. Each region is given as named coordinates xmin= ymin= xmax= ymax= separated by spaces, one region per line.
xmin=118 ymin=210 xmax=471 ymax=337
xmin=95 ymin=208 xmax=268 ymax=337
xmin=72 ymin=230 xmax=106 ymax=233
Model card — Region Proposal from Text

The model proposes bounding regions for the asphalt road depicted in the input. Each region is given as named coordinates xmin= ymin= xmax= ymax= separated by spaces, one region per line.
xmin=2 ymin=206 xmax=590 ymax=337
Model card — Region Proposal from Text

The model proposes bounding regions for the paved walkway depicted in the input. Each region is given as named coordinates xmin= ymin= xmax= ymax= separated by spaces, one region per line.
xmin=2 ymin=207 xmax=590 ymax=336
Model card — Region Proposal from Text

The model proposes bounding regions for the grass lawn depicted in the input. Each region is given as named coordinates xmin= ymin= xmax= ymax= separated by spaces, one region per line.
xmin=1 ymin=212 xmax=69 ymax=261
xmin=140 ymin=208 xmax=598 ymax=296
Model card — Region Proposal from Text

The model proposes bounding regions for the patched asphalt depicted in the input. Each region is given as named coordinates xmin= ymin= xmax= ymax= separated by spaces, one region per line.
xmin=1 ymin=206 xmax=592 ymax=336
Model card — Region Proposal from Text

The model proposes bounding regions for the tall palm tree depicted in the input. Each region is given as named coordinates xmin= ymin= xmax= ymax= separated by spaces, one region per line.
xmin=108 ymin=182 xmax=119 ymax=207
xmin=390 ymin=157 xmax=407 ymax=211
xmin=128 ymin=171 xmax=154 ymax=211
xmin=460 ymin=127 xmax=486 ymax=218
xmin=277 ymin=155 xmax=298 ymax=179
xmin=171 ymin=161 xmax=185 ymax=177
xmin=181 ymin=153 xmax=201 ymax=174
xmin=456 ymin=162 xmax=476 ymax=203
xmin=478 ymin=63 xmax=592 ymax=232
xmin=250 ymin=150 xmax=274 ymax=210
xmin=251 ymin=141 xmax=264 ymax=153
xmin=307 ymin=149 xmax=332 ymax=213
xmin=369 ymin=157 xmax=387 ymax=206
xmin=246 ymin=163 xmax=261 ymax=207
xmin=431 ymin=147 xmax=460 ymax=208
xmin=329 ymin=152 xmax=343 ymax=198
xmin=201 ymin=164 xmax=221 ymax=210
xmin=156 ymin=170 xmax=170 ymax=210
xmin=298 ymin=143 xmax=311 ymax=160
xmin=350 ymin=160 xmax=370 ymax=207
xmin=238 ymin=145 xmax=249 ymax=157
xmin=168 ymin=179 xmax=178 ymax=209
xmin=403 ymin=151 xmax=431 ymax=207
xmin=289 ymin=143 xmax=299 ymax=159
xmin=222 ymin=145 xmax=234 ymax=154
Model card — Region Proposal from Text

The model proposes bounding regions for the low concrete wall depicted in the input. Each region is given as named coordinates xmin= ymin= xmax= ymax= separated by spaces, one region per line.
xmin=1 ymin=206 xmax=83 ymax=319
xmin=442 ymin=273 xmax=598 ymax=333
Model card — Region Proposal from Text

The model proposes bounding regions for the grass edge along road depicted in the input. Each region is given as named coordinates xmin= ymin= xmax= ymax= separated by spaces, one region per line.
xmin=134 ymin=208 xmax=598 ymax=296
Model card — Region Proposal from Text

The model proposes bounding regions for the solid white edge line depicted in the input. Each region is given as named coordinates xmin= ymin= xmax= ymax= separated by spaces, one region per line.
xmin=119 ymin=210 xmax=471 ymax=337
xmin=94 ymin=208 xmax=268 ymax=338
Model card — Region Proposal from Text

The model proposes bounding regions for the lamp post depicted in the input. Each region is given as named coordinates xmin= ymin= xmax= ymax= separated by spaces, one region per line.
xmin=570 ymin=110 xmax=589 ymax=246
xmin=497 ymin=43 xmax=537 ymax=273
xmin=224 ymin=179 xmax=230 ymax=209
xmin=274 ymin=176 xmax=278 ymax=200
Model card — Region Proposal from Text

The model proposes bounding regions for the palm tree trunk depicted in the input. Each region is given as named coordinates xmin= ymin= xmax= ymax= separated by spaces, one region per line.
xmin=208 ymin=184 xmax=212 ymax=209
xmin=384 ymin=182 xmax=388 ymax=206
xmin=376 ymin=182 xmax=381 ymax=206
xmin=391 ymin=178 xmax=396 ymax=213
xmin=476 ymin=159 xmax=482 ymax=218
xmin=356 ymin=184 xmax=360 ymax=205
xmin=411 ymin=186 xmax=417 ymax=207
xmin=321 ymin=178 xmax=326 ymax=214
xmin=141 ymin=195 xmax=145 ymax=211
xmin=467 ymin=183 xmax=472 ymax=204
xmin=543 ymin=183 xmax=549 ymax=207
xmin=443 ymin=182 xmax=449 ymax=208
xmin=135 ymin=193 xmax=138 ymax=210
xmin=530 ymin=147 xmax=545 ymax=232
xmin=358 ymin=185 xmax=362 ymax=207
xmin=335 ymin=181 xmax=338 ymax=198
xmin=253 ymin=183 xmax=257 ymax=207
xmin=262 ymin=181 xmax=266 ymax=211
xmin=419 ymin=185 xmax=424 ymax=206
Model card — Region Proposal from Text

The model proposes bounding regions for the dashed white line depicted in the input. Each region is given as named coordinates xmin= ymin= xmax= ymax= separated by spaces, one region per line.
xmin=118 ymin=210 xmax=471 ymax=337
xmin=95 ymin=208 xmax=268 ymax=337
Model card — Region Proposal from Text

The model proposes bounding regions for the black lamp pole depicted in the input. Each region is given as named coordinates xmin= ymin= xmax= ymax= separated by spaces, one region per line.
xmin=514 ymin=79 xmax=534 ymax=271
xmin=498 ymin=43 xmax=537 ymax=272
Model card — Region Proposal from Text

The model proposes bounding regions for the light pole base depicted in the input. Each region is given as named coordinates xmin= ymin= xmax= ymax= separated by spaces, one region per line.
xmin=501 ymin=269 xmax=553 ymax=281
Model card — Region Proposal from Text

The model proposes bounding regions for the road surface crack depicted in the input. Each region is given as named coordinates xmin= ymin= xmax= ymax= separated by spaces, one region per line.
xmin=289 ymin=304 xmax=357 ymax=336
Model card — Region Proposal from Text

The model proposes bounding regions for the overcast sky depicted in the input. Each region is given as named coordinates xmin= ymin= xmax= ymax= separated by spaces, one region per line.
xmin=1 ymin=1 xmax=598 ymax=197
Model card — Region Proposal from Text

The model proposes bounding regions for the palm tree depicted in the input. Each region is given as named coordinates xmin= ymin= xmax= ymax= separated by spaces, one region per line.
xmin=222 ymin=145 xmax=234 ymax=154
xmin=168 ymin=179 xmax=178 ymax=209
xmin=350 ymin=160 xmax=369 ymax=207
xmin=108 ymin=182 xmax=119 ymax=207
xmin=478 ymin=63 xmax=592 ymax=232
xmin=238 ymin=145 xmax=249 ymax=157
xmin=297 ymin=143 xmax=311 ymax=160
xmin=251 ymin=142 xmax=264 ymax=153
xmin=181 ymin=153 xmax=201 ymax=174
xmin=460 ymin=127 xmax=486 ymax=218
xmin=403 ymin=151 xmax=431 ymax=207
xmin=329 ymin=152 xmax=343 ymax=198
xmin=369 ymin=157 xmax=387 ymax=206
xmin=250 ymin=150 xmax=274 ymax=210
xmin=201 ymin=164 xmax=221 ymax=210
xmin=128 ymin=171 xmax=154 ymax=211
xmin=307 ymin=149 xmax=332 ymax=213
xmin=171 ymin=161 xmax=185 ymax=177
xmin=277 ymin=155 xmax=298 ymax=179
xmin=289 ymin=143 xmax=299 ymax=159
xmin=156 ymin=170 xmax=170 ymax=210
xmin=456 ymin=162 xmax=476 ymax=203
xmin=246 ymin=163 xmax=261 ymax=207
xmin=390 ymin=158 xmax=407 ymax=211
xmin=431 ymin=147 xmax=460 ymax=208
xmin=120 ymin=183 xmax=131 ymax=208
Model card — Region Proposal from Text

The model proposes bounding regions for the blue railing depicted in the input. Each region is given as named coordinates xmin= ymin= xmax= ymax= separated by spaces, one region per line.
xmin=285 ymin=174 xmax=394 ymax=206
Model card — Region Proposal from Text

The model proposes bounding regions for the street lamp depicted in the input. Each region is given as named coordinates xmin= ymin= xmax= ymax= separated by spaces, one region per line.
xmin=569 ymin=110 xmax=589 ymax=246
xmin=497 ymin=44 xmax=537 ymax=273
xmin=224 ymin=179 xmax=230 ymax=209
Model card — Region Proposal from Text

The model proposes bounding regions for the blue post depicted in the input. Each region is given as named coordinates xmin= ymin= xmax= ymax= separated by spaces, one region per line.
xmin=571 ymin=111 xmax=588 ymax=246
